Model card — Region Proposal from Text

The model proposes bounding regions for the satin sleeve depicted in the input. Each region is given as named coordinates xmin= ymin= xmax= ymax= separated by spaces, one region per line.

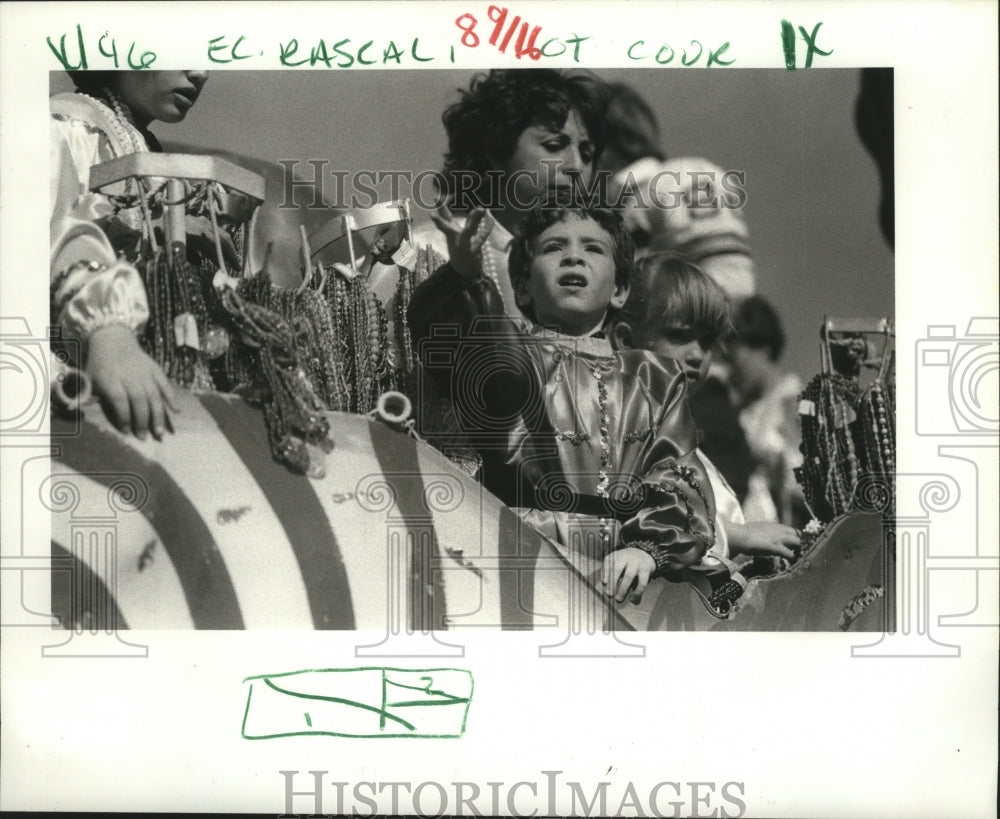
xmin=617 ymin=359 xmax=718 ymax=574
xmin=50 ymin=113 xmax=148 ymax=351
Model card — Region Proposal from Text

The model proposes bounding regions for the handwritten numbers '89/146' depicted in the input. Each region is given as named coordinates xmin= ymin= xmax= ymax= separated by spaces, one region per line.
xmin=456 ymin=6 xmax=543 ymax=61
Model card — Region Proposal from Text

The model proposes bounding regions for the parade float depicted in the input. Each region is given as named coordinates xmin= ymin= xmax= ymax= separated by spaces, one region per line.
xmin=46 ymin=154 xmax=894 ymax=634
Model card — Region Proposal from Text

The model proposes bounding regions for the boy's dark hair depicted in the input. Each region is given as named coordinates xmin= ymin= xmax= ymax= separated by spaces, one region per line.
xmin=598 ymin=82 xmax=666 ymax=173
xmin=614 ymin=252 xmax=732 ymax=346
xmin=440 ymin=69 xmax=610 ymax=205
xmin=507 ymin=205 xmax=635 ymax=324
xmin=732 ymin=295 xmax=786 ymax=361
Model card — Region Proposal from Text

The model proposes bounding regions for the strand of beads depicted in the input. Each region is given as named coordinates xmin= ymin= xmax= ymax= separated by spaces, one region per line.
xmin=798 ymin=374 xmax=841 ymax=522
xmin=369 ymin=287 xmax=392 ymax=397
xmin=855 ymin=376 xmax=895 ymax=513
xmin=220 ymin=287 xmax=332 ymax=475
xmin=136 ymin=243 xmax=213 ymax=390
xmin=300 ymin=283 xmax=350 ymax=412
xmin=394 ymin=263 xmax=417 ymax=394
xmin=479 ymin=235 xmax=502 ymax=294
xmin=325 ymin=271 xmax=355 ymax=408
xmin=798 ymin=371 xmax=870 ymax=521
xmin=169 ymin=243 xmax=214 ymax=391
xmin=350 ymin=278 xmax=373 ymax=412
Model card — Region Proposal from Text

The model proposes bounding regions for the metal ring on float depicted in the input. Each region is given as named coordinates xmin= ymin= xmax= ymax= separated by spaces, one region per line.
xmin=52 ymin=366 xmax=93 ymax=412
xmin=375 ymin=391 xmax=413 ymax=427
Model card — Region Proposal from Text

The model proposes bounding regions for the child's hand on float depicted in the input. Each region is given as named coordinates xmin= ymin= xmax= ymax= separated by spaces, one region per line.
xmin=85 ymin=324 xmax=178 ymax=441
xmin=601 ymin=547 xmax=656 ymax=604
xmin=726 ymin=521 xmax=800 ymax=560
xmin=430 ymin=205 xmax=492 ymax=281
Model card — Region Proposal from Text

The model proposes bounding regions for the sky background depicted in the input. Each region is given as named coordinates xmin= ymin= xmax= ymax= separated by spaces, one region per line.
xmin=51 ymin=68 xmax=895 ymax=382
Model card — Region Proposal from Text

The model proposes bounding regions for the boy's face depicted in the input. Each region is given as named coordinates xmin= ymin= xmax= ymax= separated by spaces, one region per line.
xmin=642 ymin=325 xmax=715 ymax=389
xmin=497 ymin=111 xmax=595 ymax=210
xmin=516 ymin=215 xmax=627 ymax=336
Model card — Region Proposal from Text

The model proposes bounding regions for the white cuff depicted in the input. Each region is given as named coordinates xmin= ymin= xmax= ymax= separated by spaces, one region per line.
xmin=56 ymin=259 xmax=150 ymax=346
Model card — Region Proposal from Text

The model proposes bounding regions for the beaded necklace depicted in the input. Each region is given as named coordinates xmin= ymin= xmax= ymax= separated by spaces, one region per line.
xmin=478 ymin=220 xmax=517 ymax=315
xmin=797 ymin=364 xmax=895 ymax=522
xmin=77 ymin=87 xmax=148 ymax=158
xmin=220 ymin=287 xmax=333 ymax=476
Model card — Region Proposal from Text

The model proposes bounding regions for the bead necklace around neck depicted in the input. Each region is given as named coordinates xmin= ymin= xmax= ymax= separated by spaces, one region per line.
xmin=78 ymin=86 xmax=149 ymax=157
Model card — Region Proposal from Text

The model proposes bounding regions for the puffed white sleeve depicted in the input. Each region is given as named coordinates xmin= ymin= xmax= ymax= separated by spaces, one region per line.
xmin=50 ymin=113 xmax=149 ymax=352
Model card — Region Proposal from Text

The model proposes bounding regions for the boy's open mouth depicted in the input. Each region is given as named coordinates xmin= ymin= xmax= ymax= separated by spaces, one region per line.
xmin=558 ymin=273 xmax=587 ymax=288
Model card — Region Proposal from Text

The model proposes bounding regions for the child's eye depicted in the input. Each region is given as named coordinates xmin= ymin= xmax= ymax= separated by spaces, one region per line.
xmin=540 ymin=241 xmax=563 ymax=253
xmin=584 ymin=243 xmax=606 ymax=254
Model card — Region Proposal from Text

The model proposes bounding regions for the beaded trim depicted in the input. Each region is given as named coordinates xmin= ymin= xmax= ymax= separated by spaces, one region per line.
xmin=623 ymin=426 xmax=654 ymax=443
xmin=625 ymin=539 xmax=672 ymax=572
xmin=650 ymin=458 xmax=717 ymax=548
xmin=708 ymin=579 xmax=745 ymax=611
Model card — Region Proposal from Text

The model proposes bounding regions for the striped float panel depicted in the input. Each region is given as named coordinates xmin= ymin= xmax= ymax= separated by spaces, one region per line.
xmin=47 ymin=390 xmax=633 ymax=633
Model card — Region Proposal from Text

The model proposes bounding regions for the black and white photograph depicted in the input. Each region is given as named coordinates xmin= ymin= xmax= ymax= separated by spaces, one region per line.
xmin=38 ymin=65 xmax=897 ymax=632
xmin=2 ymin=2 xmax=996 ymax=817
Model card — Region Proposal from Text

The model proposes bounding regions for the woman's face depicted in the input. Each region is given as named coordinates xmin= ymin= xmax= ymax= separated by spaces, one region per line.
xmin=113 ymin=71 xmax=209 ymax=127
xmin=496 ymin=110 xmax=595 ymax=211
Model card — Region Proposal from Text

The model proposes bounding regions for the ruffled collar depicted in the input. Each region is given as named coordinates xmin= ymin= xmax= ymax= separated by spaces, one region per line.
xmin=527 ymin=323 xmax=615 ymax=357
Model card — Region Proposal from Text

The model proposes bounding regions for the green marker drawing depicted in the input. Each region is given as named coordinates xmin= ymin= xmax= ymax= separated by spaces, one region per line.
xmin=241 ymin=667 xmax=473 ymax=739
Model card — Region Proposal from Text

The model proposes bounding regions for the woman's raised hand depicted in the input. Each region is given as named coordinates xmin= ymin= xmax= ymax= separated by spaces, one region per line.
xmin=429 ymin=205 xmax=493 ymax=281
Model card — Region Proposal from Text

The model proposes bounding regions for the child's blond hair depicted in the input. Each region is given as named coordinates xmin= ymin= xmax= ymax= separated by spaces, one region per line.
xmin=614 ymin=251 xmax=732 ymax=346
